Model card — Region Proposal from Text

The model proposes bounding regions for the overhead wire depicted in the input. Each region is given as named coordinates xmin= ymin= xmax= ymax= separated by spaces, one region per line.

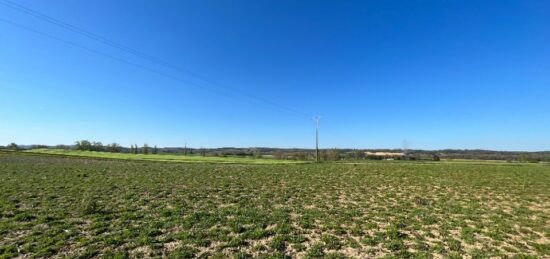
xmin=0 ymin=0 xmax=312 ymax=118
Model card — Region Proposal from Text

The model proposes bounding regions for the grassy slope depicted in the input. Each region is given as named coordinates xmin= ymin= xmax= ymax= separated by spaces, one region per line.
xmin=23 ymin=149 xmax=306 ymax=164
xmin=1 ymin=152 xmax=549 ymax=258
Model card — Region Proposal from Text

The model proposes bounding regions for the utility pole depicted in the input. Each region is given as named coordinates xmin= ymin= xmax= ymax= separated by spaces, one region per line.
xmin=314 ymin=116 xmax=320 ymax=163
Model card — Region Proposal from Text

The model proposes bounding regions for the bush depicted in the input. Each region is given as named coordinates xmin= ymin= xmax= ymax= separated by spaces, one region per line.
xmin=81 ymin=199 xmax=101 ymax=215
xmin=169 ymin=246 xmax=197 ymax=258
xmin=7 ymin=143 xmax=19 ymax=151
xmin=305 ymin=243 xmax=325 ymax=258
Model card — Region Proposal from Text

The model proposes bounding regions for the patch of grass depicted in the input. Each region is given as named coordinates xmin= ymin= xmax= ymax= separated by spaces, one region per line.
xmin=305 ymin=243 xmax=325 ymax=258
xmin=168 ymin=246 xmax=197 ymax=258
xmin=321 ymin=234 xmax=341 ymax=250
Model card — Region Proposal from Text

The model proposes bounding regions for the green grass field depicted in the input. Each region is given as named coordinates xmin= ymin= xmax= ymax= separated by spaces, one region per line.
xmin=24 ymin=149 xmax=305 ymax=165
xmin=1 ymin=152 xmax=549 ymax=258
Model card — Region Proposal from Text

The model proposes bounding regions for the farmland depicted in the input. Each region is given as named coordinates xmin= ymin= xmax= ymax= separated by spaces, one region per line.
xmin=23 ymin=149 xmax=304 ymax=165
xmin=1 ymin=152 xmax=550 ymax=258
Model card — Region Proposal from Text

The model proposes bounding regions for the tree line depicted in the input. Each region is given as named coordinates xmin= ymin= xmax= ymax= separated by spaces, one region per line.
xmin=3 ymin=142 xmax=550 ymax=162
xmin=74 ymin=140 xmax=158 ymax=154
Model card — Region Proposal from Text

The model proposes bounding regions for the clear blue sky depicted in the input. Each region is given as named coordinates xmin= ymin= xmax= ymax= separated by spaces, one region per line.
xmin=1 ymin=0 xmax=549 ymax=151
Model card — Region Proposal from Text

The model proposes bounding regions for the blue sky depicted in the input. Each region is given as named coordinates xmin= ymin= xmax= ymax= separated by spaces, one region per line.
xmin=1 ymin=0 xmax=549 ymax=150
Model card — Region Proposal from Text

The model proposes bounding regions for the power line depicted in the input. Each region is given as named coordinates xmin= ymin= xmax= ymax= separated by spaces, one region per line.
xmin=0 ymin=0 xmax=311 ymax=118
xmin=0 ymin=18 xmax=308 ymax=117
xmin=1 ymin=18 xmax=310 ymax=117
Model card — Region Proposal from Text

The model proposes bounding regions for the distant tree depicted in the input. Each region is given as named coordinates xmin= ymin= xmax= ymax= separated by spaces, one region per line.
xmin=134 ymin=144 xmax=138 ymax=154
xmin=433 ymin=154 xmax=441 ymax=161
xmin=8 ymin=142 xmax=19 ymax=151
xmin=274 ymin=151 xmax=285 ymax=160
xmin=75 ymin=140 xmax=92 ymax=151
xmin=320 ymin=150 xmax=328 ymax=161
xmin=153 ymin=145 xmax=158 ymax=154
xmin=294 ymin=152 xmax=307 ymax=161
xmin=106 ymin=143 xmax=122 ymax=153
xmin=329 ymin=149 xmax=340 ymax=161
xmin=143 ymin=144 xmax=149 ymax=154
xmin=31 ymin=145 xmax=49 ymax=149
xmin=518 ymin=154 xmax=529 ymax=163
xmin=322 ymin=149 xmax=340 ymax=161
xmin=353 ymin=150 xmax=365 ymax=160
xmin=92 ymin=142 xmax=104 ymax=152
xmin=251 ymin=148 xmax=261 ymax=158
xmin=55 ymin=145 xmax=70 ymax=150
xmin=518 ymin=154 xmax=538 ymax=163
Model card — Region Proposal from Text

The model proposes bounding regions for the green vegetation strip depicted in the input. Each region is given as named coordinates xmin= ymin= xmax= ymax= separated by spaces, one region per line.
xmin=23 ymin=149 xmax=306 ymax=164
xmin=1 ymin=153 xmax=549 ymax=258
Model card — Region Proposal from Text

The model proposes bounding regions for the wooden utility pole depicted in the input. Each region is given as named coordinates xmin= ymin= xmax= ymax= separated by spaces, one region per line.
xmin=314 ymin=116 xmax=320 ymax=163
